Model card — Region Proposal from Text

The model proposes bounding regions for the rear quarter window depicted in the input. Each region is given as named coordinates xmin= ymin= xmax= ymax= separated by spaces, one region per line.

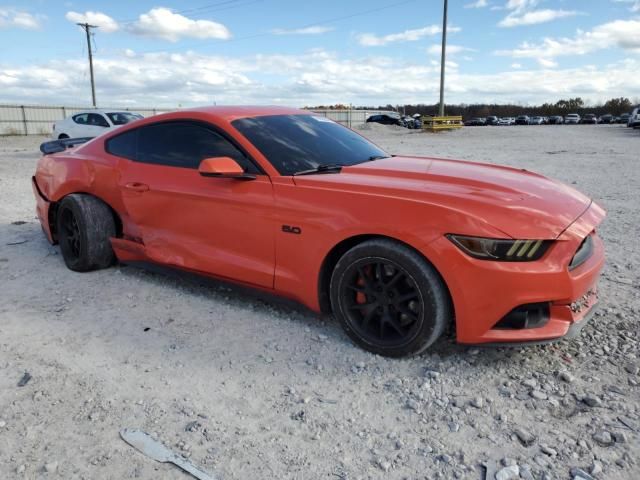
xmin=106 ymin=130 xmax=137 ymax=160
xmin=73 ymin=114 xmax=88 ymax=125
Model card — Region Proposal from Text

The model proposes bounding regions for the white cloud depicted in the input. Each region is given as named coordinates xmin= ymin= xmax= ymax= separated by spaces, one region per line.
xmin=270 ymin=26 xmax=334 ymax=35
xmin=499 ymin=9 xmax=579 ymax=27
xmin=465 ymin=0 xmax=489 ymax=8
xmin=505 ymin=0 xmax=539 ymax=11
xmin=496 ymin=19 xmax=640 ymax=64
xmin=611 ymin=0 xmax=640 ymax=12
xmin=0 ymin=8 xmax=42 ymax=29
xmin=537 ymin=57 xmax=558 ymax=68
xmin=511 ymin=63 xmax=522 ymax=68
xmin=429 ymin=59 xmax=459 ymax=71
xmin=497 ymin=0 xmax=579 ymax=28
xmin=357 ymin=25 xmax=460 ymax=47
xmin=126 ymin=7 xmax=231 ymax=42
xmin=65 ymin=11 xmax=119 ymax=33
xmin=427 ymin=44 xmax=475 ymax=56
xmin=2 ymin=49 xmax=640 ymax=107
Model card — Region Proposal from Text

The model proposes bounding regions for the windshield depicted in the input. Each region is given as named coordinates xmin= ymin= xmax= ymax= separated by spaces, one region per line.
xmin=231 ymin=114 xmax=388 ymax=175
xmin=107 ymin=112 xmax=143 ymax=125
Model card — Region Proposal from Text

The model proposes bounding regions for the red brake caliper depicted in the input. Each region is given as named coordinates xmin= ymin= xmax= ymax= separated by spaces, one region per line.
xmin=356 ymin=266 xmax=370 ymax=304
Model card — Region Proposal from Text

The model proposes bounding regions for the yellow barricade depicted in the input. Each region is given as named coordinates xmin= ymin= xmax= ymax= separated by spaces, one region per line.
xmin=421 ymin=115 xmax=463 ymax=131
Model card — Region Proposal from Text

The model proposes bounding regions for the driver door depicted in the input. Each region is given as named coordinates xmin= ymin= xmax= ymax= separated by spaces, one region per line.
xmin=114 ymin=120 xmax=275 ymax=288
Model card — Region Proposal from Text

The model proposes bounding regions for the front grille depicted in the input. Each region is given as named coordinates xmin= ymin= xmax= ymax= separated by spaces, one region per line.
xmin=569 ymin=234 xmax=593 ymax=270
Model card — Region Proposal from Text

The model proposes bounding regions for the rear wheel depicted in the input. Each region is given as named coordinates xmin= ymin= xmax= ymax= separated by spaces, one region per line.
xmin=57 ymin=194 xmax=116 ymax=272
xmin=330 ymin=239 xmax=451 ymax=357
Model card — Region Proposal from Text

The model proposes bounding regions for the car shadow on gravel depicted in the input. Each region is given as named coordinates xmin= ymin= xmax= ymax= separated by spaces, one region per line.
xmin=0 ymin=221 xmax=576 ymax=367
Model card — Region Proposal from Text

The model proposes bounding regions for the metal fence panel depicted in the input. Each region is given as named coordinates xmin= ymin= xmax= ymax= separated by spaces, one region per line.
xmin=310 ymin=109 xmax=389 ymax=127
xmin=0 ymin=104 xmax=173 ymax=136
xmin=0 ymin=104 xmax=391 ymax=135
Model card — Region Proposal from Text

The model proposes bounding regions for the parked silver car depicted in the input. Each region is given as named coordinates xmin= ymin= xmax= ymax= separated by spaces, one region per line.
xmin=564 ymin=113 xmax=581 ymax=124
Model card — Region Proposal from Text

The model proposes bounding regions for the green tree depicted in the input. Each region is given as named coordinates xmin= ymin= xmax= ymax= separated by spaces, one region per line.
xmin=602 ymin=97 xmax=632 ymax=115
xmin=555 ymin=97 xmax=584 ymax=111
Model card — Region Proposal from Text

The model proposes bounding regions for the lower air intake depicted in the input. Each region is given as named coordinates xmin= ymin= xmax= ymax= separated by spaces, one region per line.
xmin=494 ymin=302 xmax=550 ymax=330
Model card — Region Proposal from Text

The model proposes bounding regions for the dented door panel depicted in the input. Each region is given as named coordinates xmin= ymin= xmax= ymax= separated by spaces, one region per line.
xmin=118 ymin=160 xmax=275 ymax=288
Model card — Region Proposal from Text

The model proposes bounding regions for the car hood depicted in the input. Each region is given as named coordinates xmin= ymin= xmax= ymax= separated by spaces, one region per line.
xmin=294 ymin=156 xmax=591 ymax=239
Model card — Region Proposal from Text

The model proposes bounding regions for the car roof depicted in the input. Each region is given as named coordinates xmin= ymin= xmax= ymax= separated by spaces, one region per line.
xmin=171 ymin=105 xmax=310 ymax=123
xmin=93 ymin=105 xmax=316 ymax=138
xmin=72 ymin=109 xmax=140 ymax=115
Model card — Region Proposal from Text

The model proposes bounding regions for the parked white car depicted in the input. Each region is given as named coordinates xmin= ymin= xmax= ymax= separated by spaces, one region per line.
xmin=564 ymin=113 xmax=581 ymax=124
xmin=52 ymin=110 xmax=143 ymax=139
xmin=629 ymin=106 xmax=640 ymax=128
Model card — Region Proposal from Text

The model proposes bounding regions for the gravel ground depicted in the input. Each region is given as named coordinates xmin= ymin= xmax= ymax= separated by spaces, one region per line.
xmin=0 ymin=125 xmax=638 ymax=480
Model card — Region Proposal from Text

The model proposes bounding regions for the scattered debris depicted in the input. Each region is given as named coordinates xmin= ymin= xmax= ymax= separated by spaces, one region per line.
xmin=558 ymin=370 xmax=575 ymax=383
xmin=514 ymin=428 xmax=536 ymax=447
xmin=495 ymin=464 xmax=519 ymax=480
xmin=592 ymin=430 xmax=613 ymax=446
xmin=120 ymin=428 xmax=216 ymax=480
xmin=17 ymin=372 xmax=32 ymax=387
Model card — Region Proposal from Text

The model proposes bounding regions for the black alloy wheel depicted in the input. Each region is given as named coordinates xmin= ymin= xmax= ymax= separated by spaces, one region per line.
xmin=56 ymin=194 xmax=116 ymax=272
xmin=330 ymin=239 xmax=451 ymax=357
xmin=341 ymin=259 xmax=423 ymax=348
xmin=59 ymin=207 xmax=82 ymax=259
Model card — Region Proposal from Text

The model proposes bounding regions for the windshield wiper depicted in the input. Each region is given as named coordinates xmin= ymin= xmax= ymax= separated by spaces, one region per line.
xmin=366 ymin=155 xmax=390 ymax=161
xmin=293 ymin=164 xmax=343 ymax=176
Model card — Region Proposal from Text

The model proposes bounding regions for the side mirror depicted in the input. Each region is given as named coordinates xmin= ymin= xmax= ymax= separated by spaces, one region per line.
xmin=198 ymin=157 xmax=255 ymax=180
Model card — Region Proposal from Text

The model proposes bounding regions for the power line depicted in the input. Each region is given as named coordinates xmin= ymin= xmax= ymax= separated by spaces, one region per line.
xmin=115 ymin=0 xmax=249 ymax=25
xmin=131 ymin=0 xmax=419 ymax=56
xmin=77 ymin=23 xmax=98 ymax=107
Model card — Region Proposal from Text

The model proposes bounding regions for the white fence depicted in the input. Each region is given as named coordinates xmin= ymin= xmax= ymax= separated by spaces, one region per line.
xmin=0 ymin=104 xmax=172 ymax=135
xmin=0 ymin=104 xmax=390 ymax=135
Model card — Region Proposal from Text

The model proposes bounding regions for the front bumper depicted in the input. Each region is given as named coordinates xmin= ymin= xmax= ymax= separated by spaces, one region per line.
xmin=426 ymin=202 xmax=605 ymax=345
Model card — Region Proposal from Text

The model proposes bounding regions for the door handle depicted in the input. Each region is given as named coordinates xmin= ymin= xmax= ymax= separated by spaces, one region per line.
xmin=125 ymin=182 xmax=149 ymax=192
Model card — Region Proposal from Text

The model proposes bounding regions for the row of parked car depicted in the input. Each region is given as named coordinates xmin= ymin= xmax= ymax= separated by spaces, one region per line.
xmin=465 ymin=110 xmax=640 ymax=127
xmin=366 ymin=113 xmax=423 ymax=129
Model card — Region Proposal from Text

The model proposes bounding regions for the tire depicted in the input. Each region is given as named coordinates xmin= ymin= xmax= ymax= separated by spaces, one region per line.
xmin=56 ymin=194 xmax=116 ymax=272
xmin=58 ymin=134 xmax=69 ymax=139
xmin=330 ymin=239 xmax=451 ymax=357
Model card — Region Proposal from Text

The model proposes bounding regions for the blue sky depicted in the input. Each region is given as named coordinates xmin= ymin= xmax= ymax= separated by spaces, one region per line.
xmin=1 ymin=0 xmax=639 ymax=107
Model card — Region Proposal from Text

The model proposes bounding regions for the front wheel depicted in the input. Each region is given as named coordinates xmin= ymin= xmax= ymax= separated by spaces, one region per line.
xmin=57 ymin=194 xmax=116 ymax=272
xmin=330 ymin=239 xmax=451 ymax=357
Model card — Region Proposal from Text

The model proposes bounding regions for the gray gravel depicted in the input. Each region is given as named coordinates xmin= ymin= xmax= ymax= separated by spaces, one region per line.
xmin=0 ymin=125 xmax=638 ymax=479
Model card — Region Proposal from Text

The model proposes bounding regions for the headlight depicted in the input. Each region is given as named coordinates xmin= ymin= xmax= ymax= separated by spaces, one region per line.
xmin=447 ymin=234 xmax=551 ymax=261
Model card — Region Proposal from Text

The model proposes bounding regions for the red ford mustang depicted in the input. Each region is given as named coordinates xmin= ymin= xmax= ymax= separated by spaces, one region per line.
xmin=32 ymin=106 xmax=605 ymax=357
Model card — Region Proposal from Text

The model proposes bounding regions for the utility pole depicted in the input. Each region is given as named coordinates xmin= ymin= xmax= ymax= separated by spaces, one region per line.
xmin=438 ymin=0 xmax=448 ymax=117
xmin=77 ymin=23 xmax=98 ymax=107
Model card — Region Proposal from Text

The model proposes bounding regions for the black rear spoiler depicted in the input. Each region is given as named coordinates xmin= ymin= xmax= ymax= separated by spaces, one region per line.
xmin=40 ymin=137 xmax=94 ymax=155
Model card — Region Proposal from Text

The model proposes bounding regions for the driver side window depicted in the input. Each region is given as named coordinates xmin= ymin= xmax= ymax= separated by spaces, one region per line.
xmin=136 ymin=121 xmax=259 ymax=173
